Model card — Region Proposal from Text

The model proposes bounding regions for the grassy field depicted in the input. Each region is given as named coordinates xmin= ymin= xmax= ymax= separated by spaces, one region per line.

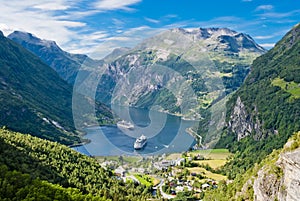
xmin=133 ymin=174 xmax=155 ymax=187
xmin=194 ymin=159 xmax=227 ymax=169
xmin=188 ymin=149 xmax=232 ymax=160
xmin=272 ymin=77 xmax=300 ymax=99
xmin=167 ymin=149 xmax=231 ymax=160
xmin=187 ymin=167 xmax=227 ymax=181
xmin=166 ymin=153 xmax=182 ymax=160
xmin=96 ymin=155 xmax=141 ymax=163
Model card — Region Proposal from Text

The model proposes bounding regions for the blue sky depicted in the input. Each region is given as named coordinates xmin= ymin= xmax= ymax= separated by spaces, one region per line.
xmin=0 ymin=0 xmax=299 ymax=58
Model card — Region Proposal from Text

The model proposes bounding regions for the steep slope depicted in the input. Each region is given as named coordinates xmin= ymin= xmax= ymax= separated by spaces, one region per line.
xmin=0 ymin=32 xmax=111 ymax=145
xmin=0 ymin=128 xmax=151 ymax=200
xmin=217 ymin=23 xmax=300 ymax=178
xmin=204 ymin=131 xmax=300 ymax=201
xmin=96 ymin=28 xmax=265 ymax=119
xmin=9 ymin=28 xmax=264 ymax=121
xmin=8 ymin=31 xmax=103 ymax=84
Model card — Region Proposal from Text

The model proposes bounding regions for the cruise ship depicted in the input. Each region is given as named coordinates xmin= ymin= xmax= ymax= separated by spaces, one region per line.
xmin=117 ymin=120 xmax=134 ymax=130
xmin=134 ymin=135 xmax=147 ymax=150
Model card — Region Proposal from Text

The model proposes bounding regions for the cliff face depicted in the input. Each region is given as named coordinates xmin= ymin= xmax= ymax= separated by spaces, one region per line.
xmin=253 ymin=145 xmax=300 ymax=201
xmin=228 ymin=96 xmax=263 ymax=141
xmin=225 ymin=24 xmax=300 ymax=143
xmin=276 ymin=149 xmax=300 ymax=201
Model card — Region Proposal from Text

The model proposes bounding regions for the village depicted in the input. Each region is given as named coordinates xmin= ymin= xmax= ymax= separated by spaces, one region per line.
xmin=97 ymin=149 xmax=231 ymax=200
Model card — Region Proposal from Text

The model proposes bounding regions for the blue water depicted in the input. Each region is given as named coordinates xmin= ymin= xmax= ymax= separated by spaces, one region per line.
xmin=73 ymin=106 xmax=197 ymax=156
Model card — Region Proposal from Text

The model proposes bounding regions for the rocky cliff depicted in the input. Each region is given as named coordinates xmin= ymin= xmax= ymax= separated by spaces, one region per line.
xmin=228 ymin=96 xmax=263 ymax=141
xmin=224 ymin=23 xmax=300 ymax=143
xmin=253 ymin=133 xmax=300 ymax=201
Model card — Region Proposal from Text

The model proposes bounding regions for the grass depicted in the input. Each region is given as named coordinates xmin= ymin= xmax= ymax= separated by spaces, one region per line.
xmin=188 ymin=149 xmax=232 ymax=160
xmin=166 ymin=153 xmax=182 ymax=160
xmin=151 ymin=176 xmax=161 ymax=187
xmin=96 ymin=155 xmax=141 ymax=163
xmin=134 ymin=174 xmax=153 ymax=187
xmin=187 ymin=167 xmax=227 ymax=181
xmin=272 ymin=77 xmax=300 ymax=99
xmin=194 ymin=159 xmax=227 ymax=169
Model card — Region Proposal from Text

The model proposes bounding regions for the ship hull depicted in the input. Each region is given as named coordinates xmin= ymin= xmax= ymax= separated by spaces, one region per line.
xmin=134 ymin=142 xmax=147 ymax=150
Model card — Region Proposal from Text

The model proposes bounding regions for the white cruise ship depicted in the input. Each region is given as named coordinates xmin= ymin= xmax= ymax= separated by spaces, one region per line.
xmin=117 ymin=120 xmax=134 ymax=130
xmin=134 ymin=135 xmax=147 ymax=150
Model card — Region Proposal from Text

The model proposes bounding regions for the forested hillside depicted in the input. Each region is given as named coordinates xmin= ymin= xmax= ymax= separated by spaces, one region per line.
xmin=217 ymin=23 xmax=300 ymax=178
xmin=0 ymin=31 xmax=112 ymax=145
xmin=0 ymin=128 xmax=151 ymax=201
xmin=204 ymin=131 xmax=300 ymax=200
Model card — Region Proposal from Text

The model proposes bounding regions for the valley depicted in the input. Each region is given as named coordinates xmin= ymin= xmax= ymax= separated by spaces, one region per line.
xmin=0 ymin=1 xmax=299 ymax=200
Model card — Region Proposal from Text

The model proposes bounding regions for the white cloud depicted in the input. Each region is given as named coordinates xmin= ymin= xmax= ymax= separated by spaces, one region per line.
xmin=259 ymin=43 xmax=275 ymax=48
xmin=0 ymin=0 xmax=84 ymax=46
xmin=33 ymin=2 xmax=70 ymax=11
xmin=145 ymin=17 xmax=160 ymax=24
xmin=254 ymin=35 xmax=274 ymax=40
xmin=72 ymin=26 xmax=164 ymax=59
xmin=93 ymin=0 xmax=141 ymax=11
xmin=255 ymin=5 xmax=274 ymax=12
xmin=258 ymin=10 xmax=300 ymax=18
xmin=254 ymin=29 xmax=290 ymax=40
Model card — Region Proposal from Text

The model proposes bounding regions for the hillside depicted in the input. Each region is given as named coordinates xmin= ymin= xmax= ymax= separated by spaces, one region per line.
xmin=217 ymin=23 xmax=300 ymax=178
xmin=0 ymin=32 xmax=112 ymax=145
xmin=10 ymin=28 xmax=264 ymax=120
xmin=0 ymin=128 xmax=151 ymax=200
xmin=96 ymin=28 xmax=265 ymax=119
xmin=204 ymin=131 xmax=300 ymax=201
xmin=8 ymin=31 xmax=103 ymax=85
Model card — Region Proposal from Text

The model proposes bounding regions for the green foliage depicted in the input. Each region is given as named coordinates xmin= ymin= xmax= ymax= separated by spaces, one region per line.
xmin=0 ymin=128 xmax=151 ymax=201
xmin=218 ymin=23 xmax=300 ymax=179
xmin=0 ymin=164 xmax=106 ymax=201
xmin=204 ymin=148 xmax=283 ymax=201
xmin=0 ymin=34 xmax=112 ymax=145
xmin=0 ymin=34 xmax=78 ymax=144
xmin=285 ymin=131 xmax=300 ymax=151
xmin=272 ymin=77 xmax=300 ymax=99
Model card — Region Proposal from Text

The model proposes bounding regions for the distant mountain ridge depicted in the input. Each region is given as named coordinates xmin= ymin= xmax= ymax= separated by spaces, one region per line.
xmin=9 ymin=27 xmax=265 ymax=121
xmin=8 ymin=31 xmax=103 ymax=85
xmin=97 ymin=27 xmax=265 ymax=119
xmin=0 ymin=32 xmax=112 ymax=145
xmin=168 ymin=27 xmax=265 ymax=53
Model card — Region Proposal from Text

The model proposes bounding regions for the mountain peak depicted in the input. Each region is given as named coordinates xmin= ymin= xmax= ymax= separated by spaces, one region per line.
xmin=0 ymin=30 xmax=3 ymax=37
xmin=171 ymin=27 xmax=238 ymax=39
xmin=8 ymin=31 xmax=57 ymax=48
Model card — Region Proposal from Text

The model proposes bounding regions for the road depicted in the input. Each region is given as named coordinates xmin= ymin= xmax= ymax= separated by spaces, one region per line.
xmin=156 ymin=179 xmax=176 ymax=199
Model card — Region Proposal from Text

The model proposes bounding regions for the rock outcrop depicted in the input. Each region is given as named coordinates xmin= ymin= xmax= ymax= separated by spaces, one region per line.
xmin=228 ymin=96 xmax=263 ymax=141
xmin=253 ymin=148 xmax=300 ymax=201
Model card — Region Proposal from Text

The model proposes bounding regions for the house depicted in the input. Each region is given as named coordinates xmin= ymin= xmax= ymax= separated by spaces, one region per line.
xmin=114 ymin=166 xmax=126 ymax=177
xmin=101 ymin=160 xmax=117 ymax=169
xmin=175 ymin=158 xmax=185 ymax=166
xmin=154 ymin=160 xmax=173 ymax=170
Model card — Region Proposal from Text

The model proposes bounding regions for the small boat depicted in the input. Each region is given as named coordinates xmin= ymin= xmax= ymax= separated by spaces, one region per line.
xmin=134 ymin=135 xmax=147 ymax=150
xmin=117 ymin=120 xmax=134 ymax=130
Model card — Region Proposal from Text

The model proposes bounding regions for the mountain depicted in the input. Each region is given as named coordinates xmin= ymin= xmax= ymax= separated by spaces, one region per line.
xmin=103 ymin=47 xmax=131 ymax=62
xmin=217 ymin=23 xmax=300 ymax=178
xmin=8 ymin=31 xmax=103 ymax=85
xmin=9 ymin=28 xmax=265 ymax=121
xmin=96 ymin=28 xmax=265 ymax=119
xmin=0 ymin=128 xmax=150 ymax=200
xmin=0 ymin=32 xmax=112 ymax=145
